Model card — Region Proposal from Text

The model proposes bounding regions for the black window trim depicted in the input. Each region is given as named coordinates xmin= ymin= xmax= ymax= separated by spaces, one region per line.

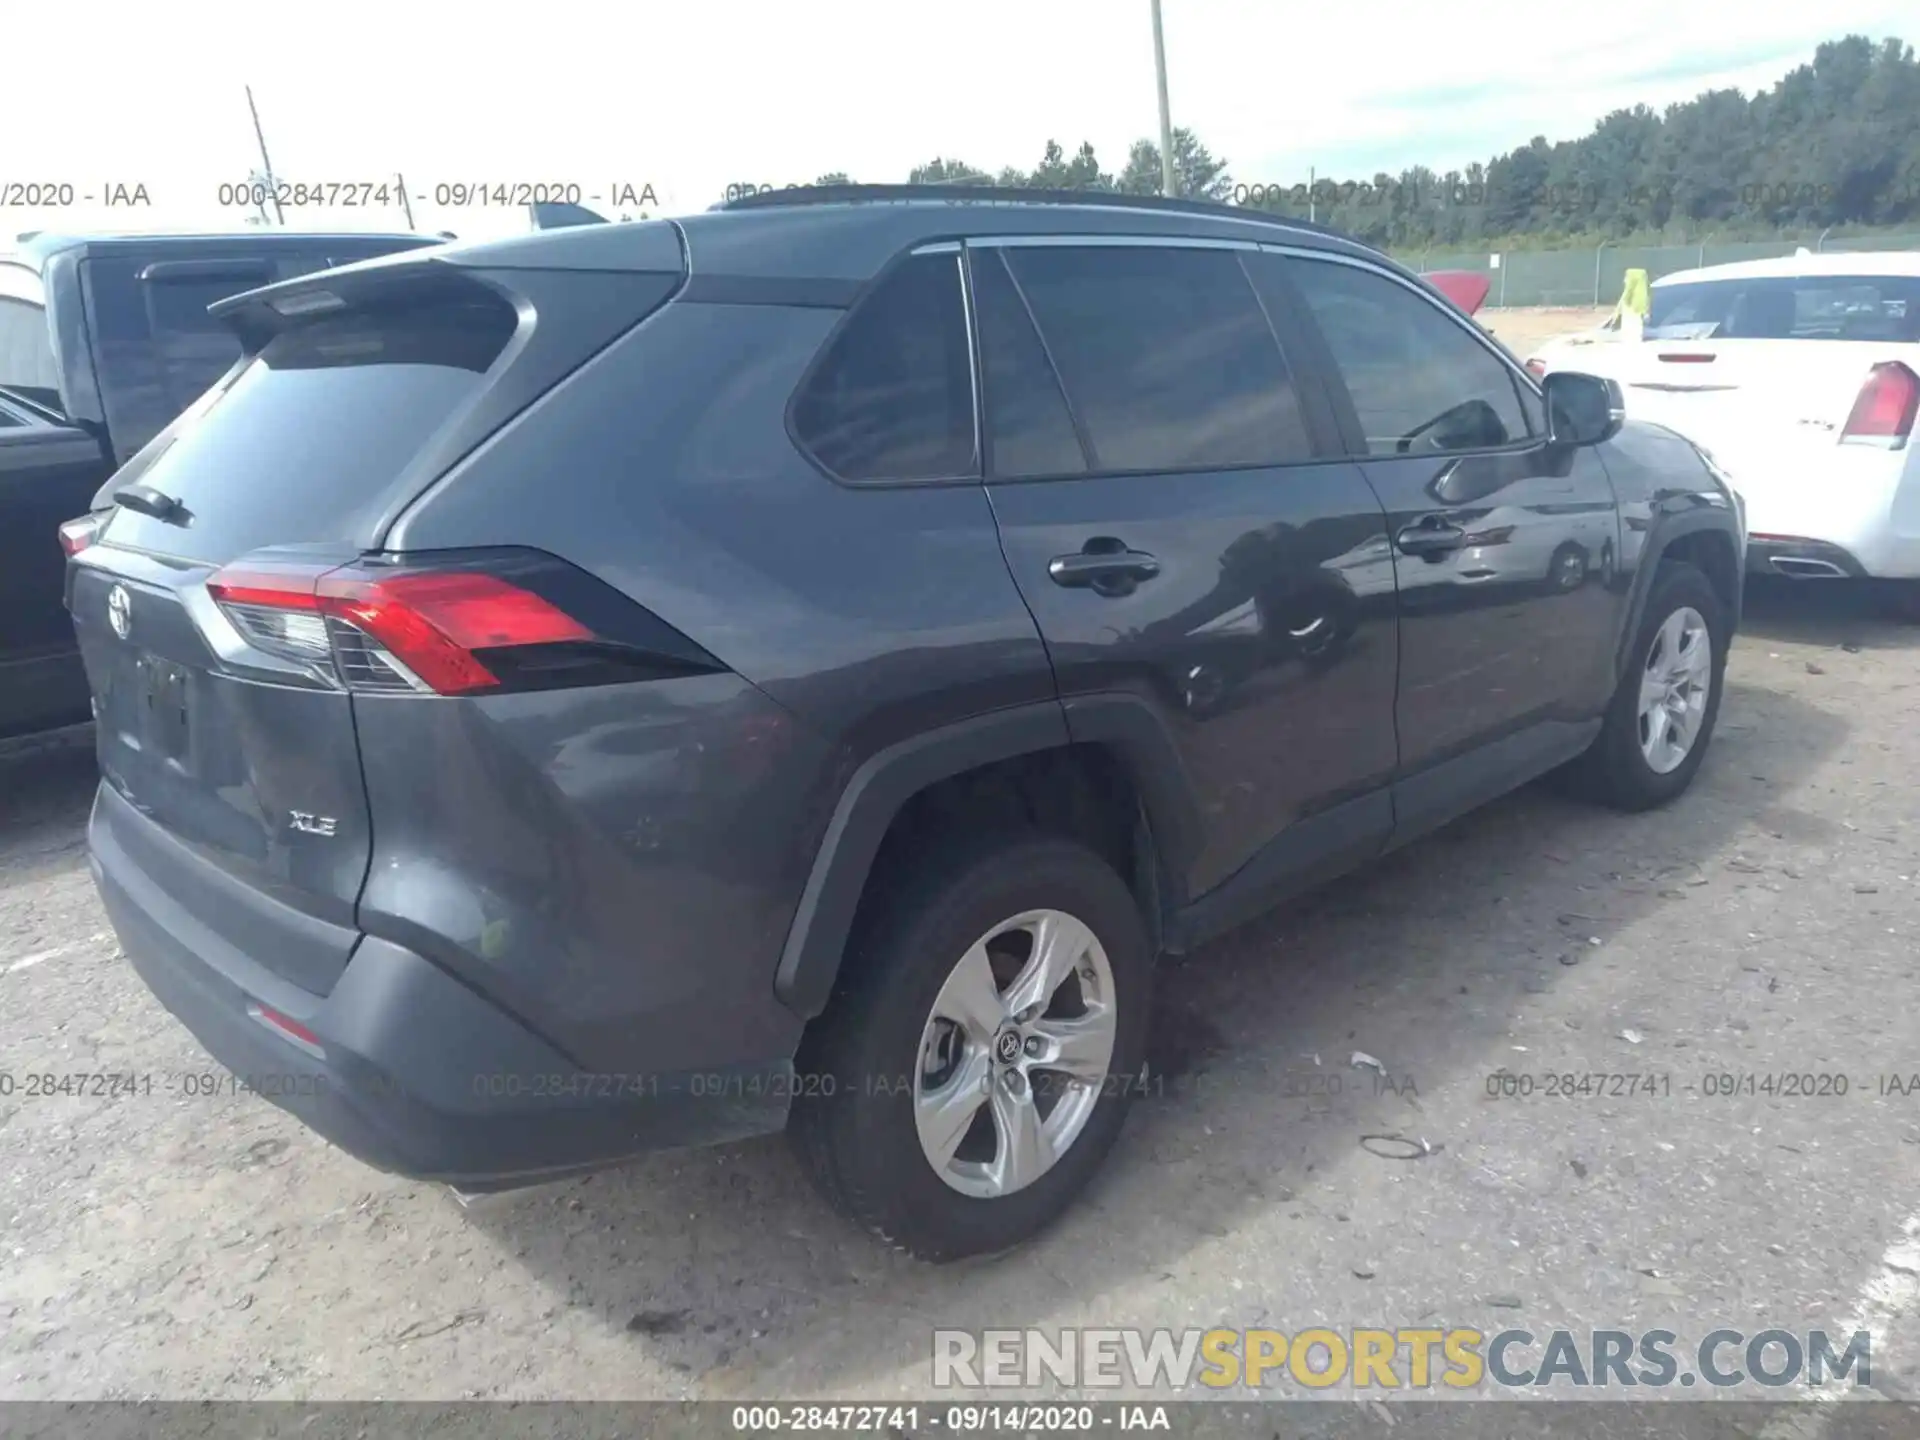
xmin=966 ymin=232 xmax=1350 ymax=484
xmin=1266 ymin=244 xmax=1553 ymax=462
xmin=784 ymin=244 xmax=984 ymax=489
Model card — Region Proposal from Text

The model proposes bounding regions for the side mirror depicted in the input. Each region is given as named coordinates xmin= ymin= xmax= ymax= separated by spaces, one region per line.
xmin=1543 ymin=371 xmax=1624 ymax=448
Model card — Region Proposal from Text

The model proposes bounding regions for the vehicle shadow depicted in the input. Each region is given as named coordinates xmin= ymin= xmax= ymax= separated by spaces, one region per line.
xmin=1738 ymin=576 xmax=1920 ymax=651
xmin=0 ymin=723 xmax=97 ymax=873
xmin=459 ymin=677 xmax=1847 ymax=1396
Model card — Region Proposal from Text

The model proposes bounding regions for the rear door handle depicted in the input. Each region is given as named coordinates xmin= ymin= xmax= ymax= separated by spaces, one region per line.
xmin=1048 ymin=543 xmax=1161 ymax=595
xmin=1395 ymin=520 xmax=1466 ymax=559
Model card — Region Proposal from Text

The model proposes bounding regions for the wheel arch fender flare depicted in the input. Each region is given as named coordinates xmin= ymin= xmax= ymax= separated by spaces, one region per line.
xmin=1614 ymin=509 xmax=1743 ymax=681
xmin=773 ymin=695 xmax=1205 ymax=1019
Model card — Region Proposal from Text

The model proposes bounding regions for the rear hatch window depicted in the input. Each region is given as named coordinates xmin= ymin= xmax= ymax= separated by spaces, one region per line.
xmin=100 ymin=289 xmax=518 ymax=564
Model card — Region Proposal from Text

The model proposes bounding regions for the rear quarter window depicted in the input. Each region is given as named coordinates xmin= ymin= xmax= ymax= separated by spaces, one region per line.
xmin=790 ymin=251 xmax=977 ymax=483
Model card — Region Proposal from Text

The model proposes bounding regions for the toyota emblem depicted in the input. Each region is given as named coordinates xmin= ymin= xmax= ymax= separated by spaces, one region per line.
xmin=995 ymin=1029 xmax=1023 ymax=1064
xmin=107 ymin=584 xmax=132 ymax=640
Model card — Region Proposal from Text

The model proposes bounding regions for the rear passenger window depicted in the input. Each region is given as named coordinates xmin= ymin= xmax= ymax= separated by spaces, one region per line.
xmin=1288 ymin=257 xmax=1533 ymax=456
xmin=792 ymin=252 xmax=976 ymax=482
xmin=971 ymin=247 xmax=1086 ymax=478
xmin=1004 ymin=245 xmax=1311 ymax=472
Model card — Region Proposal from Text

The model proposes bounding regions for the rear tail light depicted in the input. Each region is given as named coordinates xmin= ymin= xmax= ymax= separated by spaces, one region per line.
xmin=58 ymin=514 xmax=103 ymax=556
xmin=205 ymin=550 xmax=719 ymax=696
xmin=1841 ymin=362 xmax=1918 ymax=448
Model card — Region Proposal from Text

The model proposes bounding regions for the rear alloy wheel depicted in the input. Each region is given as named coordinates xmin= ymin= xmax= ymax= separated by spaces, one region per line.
xmin=914 ymin=909 xmax=1118 ymax=1198
xmin=790 ymin=834 xmax=1150 ymax=1261
xmin=1564 ymin=560 xmax=1727 ymax=810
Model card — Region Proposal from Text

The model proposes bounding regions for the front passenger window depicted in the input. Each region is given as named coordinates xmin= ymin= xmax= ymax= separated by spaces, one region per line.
xmin=1289 ymin=258 xmax=1533 ymax=457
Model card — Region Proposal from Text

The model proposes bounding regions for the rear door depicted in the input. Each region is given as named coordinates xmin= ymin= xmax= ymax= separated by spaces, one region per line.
xmin=0 ymin=391 xmax=112 ymax=734
xmin=975 ymin=237 xmax=1400 ymax=913
xmin=1273 ymin=250 xmax=1624 ymax=829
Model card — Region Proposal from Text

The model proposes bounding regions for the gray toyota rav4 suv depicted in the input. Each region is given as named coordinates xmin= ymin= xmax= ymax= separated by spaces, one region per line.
xmin=66 ymin=187 xmax=1744 ymax=1260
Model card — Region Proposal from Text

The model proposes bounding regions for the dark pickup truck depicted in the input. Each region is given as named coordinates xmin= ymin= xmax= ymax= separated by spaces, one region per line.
xmin=0 ymin=230 xmax=439 ymax=737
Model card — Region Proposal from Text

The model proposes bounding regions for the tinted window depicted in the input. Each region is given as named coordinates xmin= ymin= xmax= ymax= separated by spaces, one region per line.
xmin=84 ymin=252 xmax=373 ymax=458
xmin=792 ymin=252 xmax=975 ymax=481
xmin=0 ymin=296 xmax=62 ymax=413
xmin=1290 ymin=258 xmax=1532 ymax=456
xmin=100 ymin=293 xmax=518 ymax=564
xmin=1005 ymin=245 xmax=1310 ymax=472
xmin=1648 ymin=275 xmax=1920 ymax=343
xmin=971 ymin=247 xmax=1085 ymax=478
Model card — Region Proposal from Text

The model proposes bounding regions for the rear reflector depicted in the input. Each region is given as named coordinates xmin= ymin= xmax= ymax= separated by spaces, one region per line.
xmin=1841 ymin=362 xmax=1918 ymax=447
xmin=58 ymin=514 xmax=102 ymax=556
xmin=248 ymin=1003 xmax=325 ymax=1058
xmin=209 ymin=562 xmax=592 ymax=695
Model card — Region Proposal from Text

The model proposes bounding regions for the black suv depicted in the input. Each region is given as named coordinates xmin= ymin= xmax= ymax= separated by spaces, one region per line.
xmin=66 ymin=189 xmax=1744 ymax=1260
xmin=0 ymin=229 xmax=438 ymax=737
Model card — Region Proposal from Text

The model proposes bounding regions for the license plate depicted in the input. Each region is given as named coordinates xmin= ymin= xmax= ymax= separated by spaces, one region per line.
xmin=140 ymin=655 xmax=192 ymax=761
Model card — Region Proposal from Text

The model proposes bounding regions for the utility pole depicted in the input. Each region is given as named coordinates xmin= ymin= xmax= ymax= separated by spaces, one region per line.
xmin=1309 ymin=165 xmax=1316 ymax=223
xmin=245 ymin=85 xmax=285 ymax=225
xmin=1150 ymin=0 xmax=1176 ymax=197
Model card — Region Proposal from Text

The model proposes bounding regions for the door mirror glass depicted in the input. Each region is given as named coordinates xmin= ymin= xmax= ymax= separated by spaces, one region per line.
xmin=1543 ymin=371 xmax=1623 ymax=447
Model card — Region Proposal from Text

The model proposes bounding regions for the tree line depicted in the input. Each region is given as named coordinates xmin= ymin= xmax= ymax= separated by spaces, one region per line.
xmin=796 ymin=35 xmax=1920 ymax=251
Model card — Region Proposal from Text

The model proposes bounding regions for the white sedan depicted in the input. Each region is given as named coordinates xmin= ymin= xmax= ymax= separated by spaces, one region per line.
xmin=1525 ymin=253 xmax=1920 ymax=612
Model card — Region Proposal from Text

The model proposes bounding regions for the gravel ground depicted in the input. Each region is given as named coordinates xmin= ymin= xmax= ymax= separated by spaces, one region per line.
xmin=3 ymin=578 xmax=1918 ymax=1421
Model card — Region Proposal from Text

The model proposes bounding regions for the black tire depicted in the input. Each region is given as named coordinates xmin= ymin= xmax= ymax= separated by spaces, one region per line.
xmin=1564 ymin=560 xmax=1728 ymax=810
xmin=788 ymin=832 xmax=1152 ymax=1262
xmin=1548 ymin=542 xmax=1588 ymax=592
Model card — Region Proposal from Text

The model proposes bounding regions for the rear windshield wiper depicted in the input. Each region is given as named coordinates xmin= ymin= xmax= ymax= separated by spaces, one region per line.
xmin=113 ymin=483 xmax=187 ymax=523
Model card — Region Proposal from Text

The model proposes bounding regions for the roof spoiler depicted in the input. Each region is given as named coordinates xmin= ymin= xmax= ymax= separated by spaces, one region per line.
xmin=1424 ymin=270 xmax=1491 ymax=316
xmin=206 ymin=248 xmax=476 ymax=352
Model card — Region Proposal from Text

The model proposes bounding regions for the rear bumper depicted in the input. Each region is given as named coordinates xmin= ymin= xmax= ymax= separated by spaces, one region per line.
xmin=1712 ymin=442 xmax=1920 ymax=579
xmin=90 ymin=783 xmax=793 ymax=1190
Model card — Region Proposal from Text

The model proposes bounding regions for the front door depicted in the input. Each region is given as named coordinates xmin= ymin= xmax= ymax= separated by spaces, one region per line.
xmin=971 ymin=238 xmax=1400 ymax=915
xmin=1271 ymin=251 xmax=1626 ymax=834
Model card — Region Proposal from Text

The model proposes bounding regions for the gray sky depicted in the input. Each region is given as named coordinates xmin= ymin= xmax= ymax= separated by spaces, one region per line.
xmin=4 ymin=0 xmax=1915 ymax=242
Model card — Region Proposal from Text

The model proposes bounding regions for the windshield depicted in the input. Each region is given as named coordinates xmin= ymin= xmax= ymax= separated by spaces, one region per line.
xmin=1647 ymin=274 xmax=1920 ymax=342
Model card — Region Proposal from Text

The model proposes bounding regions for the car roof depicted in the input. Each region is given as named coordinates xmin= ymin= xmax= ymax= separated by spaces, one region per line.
xmin=0 ymin=229 xmax=438 ymax=275
xmin=1654 ymin=250 xmax=1920 ymax=287
xmin=418 ymin=185 xmax=1386 ymax=284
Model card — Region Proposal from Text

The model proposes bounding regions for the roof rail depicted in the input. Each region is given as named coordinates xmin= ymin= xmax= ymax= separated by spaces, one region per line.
xmin=712 ymin=183 xmax=1359 ymax=245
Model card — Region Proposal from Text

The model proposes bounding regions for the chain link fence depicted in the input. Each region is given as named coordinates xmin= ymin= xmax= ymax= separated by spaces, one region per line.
xmin=1403 ymin=234 xmax=1920 ymax=308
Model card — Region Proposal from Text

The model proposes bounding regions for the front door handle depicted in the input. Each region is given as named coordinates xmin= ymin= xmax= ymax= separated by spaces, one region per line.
xmin=1395 ymin=519 xmax=1467 ymax=559
xmin=1049 ymin=541 xmax=1161 ymax=596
